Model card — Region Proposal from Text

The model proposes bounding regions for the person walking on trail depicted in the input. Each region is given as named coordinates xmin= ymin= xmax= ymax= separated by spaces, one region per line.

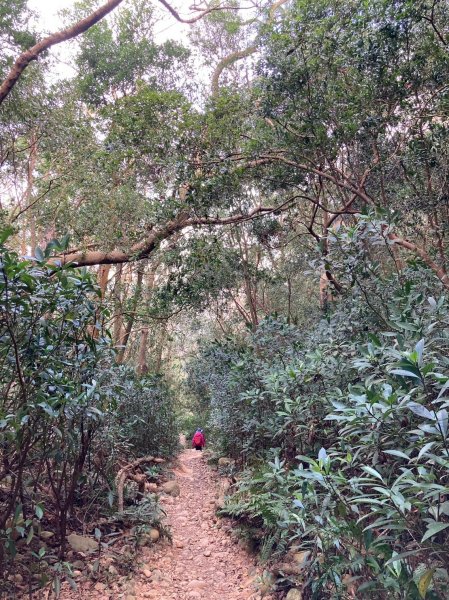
xmin=192 ymin=428 xmax=206 ymax=451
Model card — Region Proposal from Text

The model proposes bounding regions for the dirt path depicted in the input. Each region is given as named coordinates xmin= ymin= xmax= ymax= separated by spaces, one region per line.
xmin=61 ymin=449 xmax=269 ymax=600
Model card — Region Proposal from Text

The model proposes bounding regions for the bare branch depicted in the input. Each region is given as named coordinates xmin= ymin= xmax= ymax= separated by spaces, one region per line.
xmin=211 ymin=0 xmax=288 ymax=95
xmin=156 ymin=0 xmax=245 ymax=23
xmin=212 ymin=46 xmax=257 ymax=95
xmin=385 ymin=227 xmax=449 ymax=289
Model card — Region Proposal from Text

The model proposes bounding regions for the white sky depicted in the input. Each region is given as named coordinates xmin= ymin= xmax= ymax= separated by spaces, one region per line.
xmin=28 ymin=0 xmax=190 ymax=38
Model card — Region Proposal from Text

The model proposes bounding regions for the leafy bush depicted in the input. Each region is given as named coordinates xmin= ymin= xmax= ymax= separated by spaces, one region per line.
xmin=101 ymin=365 xmax=180 ymax=458
xmin=188 ymin=271 xmax=449 ymax=598
xmin=0 ymin=230 xmax=111 ymax=577
xmin=0 ymin=231 xmax=179 ymax=592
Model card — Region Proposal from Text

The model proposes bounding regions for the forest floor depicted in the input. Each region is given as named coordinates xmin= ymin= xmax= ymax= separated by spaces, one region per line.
xmin=58 ymin=448 xmax=273 ymax=600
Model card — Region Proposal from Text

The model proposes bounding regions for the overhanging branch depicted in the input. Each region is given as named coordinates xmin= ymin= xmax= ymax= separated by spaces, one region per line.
xmin=0 ymin=0 xmax=126 ymax=105
xmin=53 ymin=203 xmax=294 ymax=267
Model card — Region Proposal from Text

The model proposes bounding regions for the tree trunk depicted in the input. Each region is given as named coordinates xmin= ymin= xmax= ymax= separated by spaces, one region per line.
xmin=154 ymin=321 xmax=167 ymax=373
xmin=113 ymin=264 xmax=123 ymax=351
xmin=137 ymin=328 xmax=149 ymax=375
xmin=136 ymin=265 xmax=158 ymax=375
xmin=22 ymin=132 xmax=38 ymax=255
xmin=117 ymin=266 xmax=144 ymax=364
xmin=98 ymin=264 xmax=111 ymax=301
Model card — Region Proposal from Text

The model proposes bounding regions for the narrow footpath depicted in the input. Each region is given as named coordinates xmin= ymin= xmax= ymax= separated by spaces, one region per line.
xmin=61 ymin=449 xmax=272 ymax=600
xmin=133 ymin=449 xmax=266 ymax=600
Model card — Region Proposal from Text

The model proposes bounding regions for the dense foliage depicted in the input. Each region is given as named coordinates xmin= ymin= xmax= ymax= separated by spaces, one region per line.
xmin=3 ymin=0 xmax=449 ymax=597
xmin=0 ymin=232 xmax=178 ymax=592
xmin=188 ymin=255 xmax=449 ymax=598
xmin=102 ymin=366 xmax=179 ymax=458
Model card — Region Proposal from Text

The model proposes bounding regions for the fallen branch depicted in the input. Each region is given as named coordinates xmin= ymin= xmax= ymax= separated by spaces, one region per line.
xmin=116 ymin=455 xmax=165 ymax=512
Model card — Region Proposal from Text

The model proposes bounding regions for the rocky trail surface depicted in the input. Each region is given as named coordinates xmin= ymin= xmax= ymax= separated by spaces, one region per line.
xmin=58 ymin=449 xmax=273 ymax=600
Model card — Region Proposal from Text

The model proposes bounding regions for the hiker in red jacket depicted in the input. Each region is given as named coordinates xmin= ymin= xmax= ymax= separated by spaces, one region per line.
xmin=192 ymin=429 xmax=206 ymax=451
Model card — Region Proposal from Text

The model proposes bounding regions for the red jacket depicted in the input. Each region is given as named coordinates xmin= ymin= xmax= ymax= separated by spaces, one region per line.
xmin=192 ymin=431 xmax=205 ymax=447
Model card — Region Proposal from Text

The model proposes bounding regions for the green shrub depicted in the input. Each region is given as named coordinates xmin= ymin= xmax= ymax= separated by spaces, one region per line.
xmin=189 ymin=273 xmax=449 ymax=598
xmin=0 ymin=229 xmax=111 ymax=577
xmin=101 ymin=365 xmax=180 ymax=458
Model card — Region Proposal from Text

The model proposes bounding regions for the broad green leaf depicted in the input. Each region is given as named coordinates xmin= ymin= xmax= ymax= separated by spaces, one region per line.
xmin=34 ymin=247 xmax=45 ymax=262
xmin=361 ymin=466 xmax=384 ymax=481
xmin=437 ymin=409 xmax=448 ymax=438
xmin=384 ymin=549 xmax=421 ymax=566
xmin=383 ymin=450 xmax=410 ymax=460
xmin=318 ymin=447 xmax=327 ymax=461
xmin=418 ymin=442 xmax=435 ymax=459
xmin=415 ymin=339 xmax=425 ymax=365
xmin=0 ymin=226 xmax=15 ymax=245
xmin=408 ymin=402 xmax=433 ymax=419
xmin=421 ymin=521 xmax=449 ymax=542
xmin=391 ymin=368 xmax=422 ymax=381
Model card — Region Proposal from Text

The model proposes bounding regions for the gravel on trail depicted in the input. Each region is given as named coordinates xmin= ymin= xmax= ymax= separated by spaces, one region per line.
xmin=58 ymin=448 xmax=273 ymax=600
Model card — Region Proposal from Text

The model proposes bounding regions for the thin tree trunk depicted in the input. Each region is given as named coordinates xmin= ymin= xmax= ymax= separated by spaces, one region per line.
xmin=137 ymin=327 xmax=150 ymax=375
xmin=98 ymin=265 xmax=111 ymax=301
xmin=113 ymin=265 xmax=123 ymax=350
xmin=23 ymin=132 xmax=38 ymax=255
xmin=135 ymin=265 xmax=158 ymax=375
xmin=319 ymin=209 xmax=331 ymax=311
xmin=154 ymin=321 xmax=168 ymax=373
xmin=117 ymin=266 xmax=144 ymax=364
xmin=237 ymin=230 xmax=259 ymax=330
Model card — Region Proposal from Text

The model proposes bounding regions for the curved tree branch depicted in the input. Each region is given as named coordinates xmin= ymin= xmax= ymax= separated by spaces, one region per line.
xmin=211 ymin=0 xmax=288 ymax=95
xmin=212 ymin=46 xmax=257 ymax=96
xmin=53 ymin=203 xmax=294 ymax=267
xmin=0 ymin=0 xmax=126 ymax=105
xmin=0 ymin=0 xmax=248 ymax=105
xmin=385 ymin=229 xmax=449 ymax=289
xmin=156 ymin=0 xmax=246 ymax=23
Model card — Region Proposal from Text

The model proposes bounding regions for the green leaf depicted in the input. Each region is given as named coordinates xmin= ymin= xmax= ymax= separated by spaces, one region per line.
xmin=384 ymin=549 xmax=421 ymax=566
xmin=34 ymin=247 xmax=45 ymax=262
xmin=418 ymin=442 xmax=435 ymax=459
xmin=0 ymin=226 xmax=15 ymax=245
xmin=383 ymin=450 xmax=409 ymax=460
xmin=35 ymin=504 xmax=44 ymax=520
xmin=26 ymin=527 xmax=34 ymax=545
xmin=437 ymin=409 xmax=448 ymax=438
xmin=318 ymin=447 xmax=327 ymax=461
xmin=408 ymin=402 xmax=433 ymax=419
xmin=421 ymin=521 xmax=449 ymax=542
xmin=391 ymin=368 xmax=422 ymax=381
xmin=415 ymin=339 xmax=425 ymax=365
xmin=437 ymin=379 xmax=449 ymax=400
xmin=361 ymin=466 xmax=384 ymax=481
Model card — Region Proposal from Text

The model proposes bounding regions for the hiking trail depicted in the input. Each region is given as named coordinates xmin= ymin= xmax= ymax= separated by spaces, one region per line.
xmin=60 ymin=448 xmax=272 ymax=600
